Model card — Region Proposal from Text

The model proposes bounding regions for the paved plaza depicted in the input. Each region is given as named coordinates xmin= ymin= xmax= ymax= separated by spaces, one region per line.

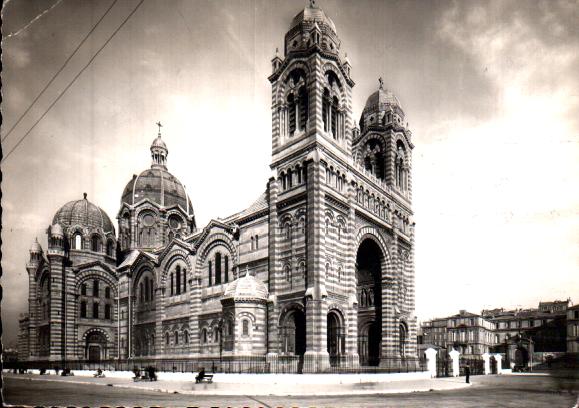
xmin=4 ymin=373 xmax=579 ymax=407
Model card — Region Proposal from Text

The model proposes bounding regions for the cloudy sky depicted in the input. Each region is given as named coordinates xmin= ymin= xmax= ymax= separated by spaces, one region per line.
xmin=2 ymin=0 xmax=578 ymax=346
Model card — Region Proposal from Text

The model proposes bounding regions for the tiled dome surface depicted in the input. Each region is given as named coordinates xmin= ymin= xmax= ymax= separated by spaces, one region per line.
xmin=223 ymin=273 xmax=269 ymax=302
xmin=121 ymin=168 xmax=193 ymax=215
xmin=289 ymin=3 xmax=336 ymax=33
xmin=53 ymin=197 xmax=115 ymax=234
xmin=363 ymin=88 xmax=403 ymax=114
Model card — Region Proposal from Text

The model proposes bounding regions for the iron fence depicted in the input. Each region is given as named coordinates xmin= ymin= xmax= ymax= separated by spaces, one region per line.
xmin=459 ymin=357 xmax=484 ymax=376
xmin=5 ymin=355 xmax=427 ymax=375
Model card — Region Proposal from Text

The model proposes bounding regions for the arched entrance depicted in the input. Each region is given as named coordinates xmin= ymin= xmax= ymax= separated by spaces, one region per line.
xmin=327 ymin=310 xmax=345 ymax=366
xmin=281 ymin=308 xmax=306 ymax=356
xmin=356 ymin=238 xmax=383 ymax=366
xmin=85 ymin=331 xmax=107 ymax=362
xmin=399 ymin=322 xmax=407 ymax=358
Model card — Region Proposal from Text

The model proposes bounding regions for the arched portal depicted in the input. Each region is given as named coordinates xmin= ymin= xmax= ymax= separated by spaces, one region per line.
xmin=356 ymin=238 xmax=383 ymax=366
xmin=327 ymin=310 xmax=345 ymax=365
xmin=85 ymin=331 xmax=107 ymax=362
xmin=281 ymin=308 xmax=306 ymax=356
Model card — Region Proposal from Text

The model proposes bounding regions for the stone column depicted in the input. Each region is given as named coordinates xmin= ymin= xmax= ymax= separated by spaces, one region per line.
xmin=344 ymin=179 xmax=359 ymax=367
xmin=449 ymin=348 xmax=460 ymax=377
xmin=494 ymin=354 xmax=503 ymax=374
xmin=303 ymin=152 xmax=329 ymax=372
xmin=424 ymin=348 xmax=437 ymax=378
xmin=266 ymin=177 xmax=280 ymax=355
xmin=482 ymin=352 xmax=491 ymax=375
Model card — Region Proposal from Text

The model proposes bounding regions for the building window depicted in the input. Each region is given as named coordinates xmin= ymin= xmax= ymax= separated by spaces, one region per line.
xmin=284 ymin=265 xmax=291 ymax=282
xmin=80 ymin=301 xmax=87 ymax=318
xmin=325 ymin=263 xmax=330 ymax=280
xmin=285 ymin=223 xmax=291 ymax=240
xmin=93 ymin=280 xmax=99 ymax=297
xmin=325 ymin=219 xmax=330 ymax=235
xmin=93 ymin=302 xmax=99 ymax=319
xmin=106 ymin=240 xmax=115 ymax=256
xmin=105 ymin=304 xmax=111 ymax=319
xmin=255 ymin=235 xmax=259 ymax=249
xmin=165 ymin=332 xmax=170 ymax=345
xmin=208 ymin=261 xmax=212 ymax=286
xmin=174 ymin=331 xmax=179 ymax=345
xmin=184 ymin=331 xmax=189 ymax=344
xmin=145 ymin=279 xmax=150 ymax=301
xmin=224 ymin=256 xmax=229 ymax=283
xmin=182 ymin=268 xmax=187 ymax=293
xmin=91 ymin=235 xmax=101 ymax=252
xmin=202 ymin=328 xmax=207 ymax=344
xmin=242 ymin=320 xmax=249 ymax=336
xmin=105 ymin=287 xmax=111 ymax=299
xmin=81 ymin=284 xmax=87 ymax=296
xmin=215 ymin=253 xmax=222 ymax=285
xmin=170 ymin=273 xmax=174 ymax=296
xmin=73 ymin=234 xmax=82 ymax=250
xmin=176 ymin=266 xmax=181 ymax=295
xmin=251 ymin=236 xmax=254 ymax=251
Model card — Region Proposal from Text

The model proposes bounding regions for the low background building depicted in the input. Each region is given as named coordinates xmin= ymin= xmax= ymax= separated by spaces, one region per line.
xmin=567 ymin=304 xmax=579 ymax=353
xmin=420 ymin=310 xmax=495 ymax=358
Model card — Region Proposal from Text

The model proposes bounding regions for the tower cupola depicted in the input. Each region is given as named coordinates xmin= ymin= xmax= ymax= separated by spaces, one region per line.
xmin=284 ymin=0 xmax=340 ymax=58
xmin=29 ymin=238 xmax=43 ymax=262
xmin=150 ymin=122 xmax=168 ymax=169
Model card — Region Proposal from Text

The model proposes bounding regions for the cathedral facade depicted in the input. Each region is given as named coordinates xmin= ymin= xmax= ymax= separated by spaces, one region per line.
xmin=19 ymin=2 xmax=417 ymax=371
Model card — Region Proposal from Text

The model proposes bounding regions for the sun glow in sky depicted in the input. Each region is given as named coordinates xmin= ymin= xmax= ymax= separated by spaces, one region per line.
xmin=1 ymin=0 xmax=578 ymax=346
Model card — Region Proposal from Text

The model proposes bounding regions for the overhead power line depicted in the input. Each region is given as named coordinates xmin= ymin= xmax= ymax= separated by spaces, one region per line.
xmin=2 ymin=0 xmax=119 ymax=143
xmin=1 ymin=0 xmax=145 ymax=164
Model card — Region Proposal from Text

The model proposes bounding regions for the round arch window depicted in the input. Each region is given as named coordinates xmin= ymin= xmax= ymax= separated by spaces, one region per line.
xmin=168 ymin=215 xmax=182 ymax=229
xmin=142 ymin=213 xmax=155 ymax=227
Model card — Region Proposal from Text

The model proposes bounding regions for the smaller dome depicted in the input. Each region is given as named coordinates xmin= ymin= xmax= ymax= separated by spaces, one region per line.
xmin=52 ymin=194 xmax=115 ymax=235
xmin=363 ymin=87 xmax=403 ymax=113
xmin=222 ymin=273 xmax=268 ymax=302
xmin=289 ymin=2 xmax=336 ymax=34
xmin=151 ymin=135 xmax=167 ymax=151
xmin=30 ymin=238 xmax=42 ymax=253
xmin=51 ymin=224 xmax=64 ymax=236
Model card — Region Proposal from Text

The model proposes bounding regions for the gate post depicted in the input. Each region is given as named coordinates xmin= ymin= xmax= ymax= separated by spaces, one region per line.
xmin=494 ymin=354 xmax=503 ymax=374
xmin=424 ymin=348 xmax=437 ymax=378
xmin=449 ymin=348 xmax=460 ymax=377
xmin=482 ymin=352 xmax=491 ymax=375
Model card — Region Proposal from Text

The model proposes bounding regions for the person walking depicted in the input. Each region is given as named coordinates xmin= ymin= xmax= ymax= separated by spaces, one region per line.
xmin=465 ymin=363 xmax=471 ymax=384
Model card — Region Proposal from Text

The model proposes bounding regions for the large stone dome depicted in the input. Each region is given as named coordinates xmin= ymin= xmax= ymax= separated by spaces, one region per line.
xmin=289 ymin=2 xmax=337 ymax=34
xmin=223 ymin=273 xmax=269 ymax=303
xmin=52 ymin=194 xmax=115 ymax=235
xmin=121 ymin=132 xmax=194 ymax=216
xmin=121 ymin=168 xmax=193 ymax=215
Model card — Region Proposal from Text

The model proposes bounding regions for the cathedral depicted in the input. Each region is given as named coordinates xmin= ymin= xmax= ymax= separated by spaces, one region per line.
xmin=18 ymin=2 xmax=417 ymax=372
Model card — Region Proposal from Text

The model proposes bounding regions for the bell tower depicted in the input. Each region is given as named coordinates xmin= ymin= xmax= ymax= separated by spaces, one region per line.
xmin=269 ymin=0 xmax=355 ymax=166
xmin=266 ymin=1 xmax=359 ymax=372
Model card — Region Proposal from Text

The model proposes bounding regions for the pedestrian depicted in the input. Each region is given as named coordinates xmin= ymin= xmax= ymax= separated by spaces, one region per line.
xmin=195 ymin=367 xmax=206 ymax=384
xmin=465 ymin=363 xmax=470 ymax=384
xmin=147 ymin=366 xmax=157 ymax=381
